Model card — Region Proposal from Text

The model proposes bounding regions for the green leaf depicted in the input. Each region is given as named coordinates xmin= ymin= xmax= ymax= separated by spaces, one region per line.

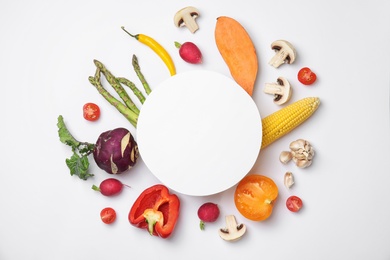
xmin=65 ymin=152 xmax=93 ymax=180
xmin=58 ymin=115 xmax=95 ymax=180
xmin=200 ymin=221 xmax=205 ymax=231
xmin=79 ymin=143 xmax=95 ymax=156
xmin=174 ymin=41 xmax=182 ymax=49
xmin=57 ymin=115 xmax=80 ymax=148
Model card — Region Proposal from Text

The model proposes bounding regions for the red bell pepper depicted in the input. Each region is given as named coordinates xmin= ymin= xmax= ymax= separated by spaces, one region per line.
xmin=129 ymin=184 xmax=180 ymax=238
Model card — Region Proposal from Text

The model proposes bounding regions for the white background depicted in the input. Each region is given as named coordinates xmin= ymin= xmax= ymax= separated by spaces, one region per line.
xmin=0 ymin=0 xmax=389 ymax=259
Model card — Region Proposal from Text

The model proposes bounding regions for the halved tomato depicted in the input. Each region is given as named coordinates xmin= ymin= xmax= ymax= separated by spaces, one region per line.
xmin=234 ymin=174 xmax=278 ymax=221
xmin=297 ymin=67 xmax=317 ymax=85
xmin=100 ymin=207 xmax=116 ymax=224
xmin=286 ymin=196 xmax=303 ymax=212
xmin=83 ymin=102 xmax=100 ymax=121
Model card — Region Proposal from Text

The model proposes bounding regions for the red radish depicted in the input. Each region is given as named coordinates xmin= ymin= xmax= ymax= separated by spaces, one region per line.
xmin=174 ymin=41 xmax=202 ymax=64
xmin=197 ymin=202 xmax=220 ymax=230
xmin=92 ymin=178 xmax=130 ymax=196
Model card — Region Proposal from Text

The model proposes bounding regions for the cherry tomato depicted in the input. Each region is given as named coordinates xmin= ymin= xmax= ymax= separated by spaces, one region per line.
xmin=234 ymin=174 xmax=278 ymax=221
xmin=297 ymin=67 xmax=317 ymax=85
xmin=100 ymin=207 xmax=116 ymax=224
xmin=83 ymin=103 xmax=100 ymax=121
xmin=286 ymin=196 xmax=303 ymax=212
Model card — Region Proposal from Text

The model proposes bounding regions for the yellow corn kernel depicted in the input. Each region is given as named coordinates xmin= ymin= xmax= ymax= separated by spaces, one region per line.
xmin=261 ymin=97 xmax=320 ymax=149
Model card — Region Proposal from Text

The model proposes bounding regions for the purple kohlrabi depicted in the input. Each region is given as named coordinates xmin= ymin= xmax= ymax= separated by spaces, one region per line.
xmin=93 ymin=128 xmax=139 ymax=174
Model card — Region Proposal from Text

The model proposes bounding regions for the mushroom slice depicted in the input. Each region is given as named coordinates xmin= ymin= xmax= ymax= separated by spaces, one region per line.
xmin=264 ymin=77 xmax=292 ymax=105
xmin=174 ymin=6 xmax=200 ymax=33
xmin=269 ymin=40 xmax=296 ymax=68
xmin=219 ymin=215 xmax=246 ymax=242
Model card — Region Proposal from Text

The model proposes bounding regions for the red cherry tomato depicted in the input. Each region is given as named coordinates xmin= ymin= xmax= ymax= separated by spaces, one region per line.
xmin=100 ymin=207 xmax=116 ymax=224
xmin=297 ymin=67 xmax=317 ymax=85
xmin=83 ymin=103 xmax=100 ymax=121
xmin=286 ymin=196 xmax=303 ymax=212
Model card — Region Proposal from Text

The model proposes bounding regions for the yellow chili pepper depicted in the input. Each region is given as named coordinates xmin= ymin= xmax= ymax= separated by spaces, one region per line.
xmin=121 ymin=26 xmax=176 ymax=76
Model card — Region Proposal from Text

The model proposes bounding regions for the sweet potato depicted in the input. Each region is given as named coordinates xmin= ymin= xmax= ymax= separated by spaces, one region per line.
xmin=215 ymin=16 xmax=258 ymax=96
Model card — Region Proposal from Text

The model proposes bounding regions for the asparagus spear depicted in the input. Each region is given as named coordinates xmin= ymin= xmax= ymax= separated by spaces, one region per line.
xmin=88 ymin=68 xmax=138 ymax=127
xmin=132 ymin=54 xmax=152 ymax=95
xmin=117 ymin=77 xmax=146 ymax=104
xmin=93 ymin=60 xmax=140 ymax=115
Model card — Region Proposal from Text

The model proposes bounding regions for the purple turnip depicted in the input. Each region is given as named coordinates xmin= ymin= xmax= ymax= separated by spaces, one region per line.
xmin=175 ymin=41 xmax=202 ymax=64
xmin=92 ymin=178 xmax=130 ymax=196
xmin=93 ymin=127 xmax=139 ymax=174
xmin=197 ymin=202 xmax=220 ymax=230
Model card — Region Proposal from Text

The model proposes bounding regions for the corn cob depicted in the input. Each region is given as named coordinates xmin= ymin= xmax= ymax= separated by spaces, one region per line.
xmin=261 ymin=97 xmax=320 ymax=149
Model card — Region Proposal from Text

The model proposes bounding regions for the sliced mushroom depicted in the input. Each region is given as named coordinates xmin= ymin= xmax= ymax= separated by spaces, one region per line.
xmin=219 ymin=215 xmax=246 ymax=242
xmin=174 ymin=6 xmax=200 ymax=33
xmin=264 ymin=77 xmax=292 ymax=105
xmin=269 ymin=40 xmax=296 ymax=68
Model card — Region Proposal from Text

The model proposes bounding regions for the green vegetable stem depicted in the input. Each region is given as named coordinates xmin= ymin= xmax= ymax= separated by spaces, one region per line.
xmin=117 ymin=77 xmax=146 ymax=104
xmin=132 ymin=54 xmax=152 ymax=95
xmin=57 ymin=115 xmax=95 ymax=180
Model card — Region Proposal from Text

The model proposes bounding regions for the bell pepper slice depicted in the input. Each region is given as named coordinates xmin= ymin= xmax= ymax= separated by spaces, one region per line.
xmin=129 ymin=184 xmax=180 ymax=238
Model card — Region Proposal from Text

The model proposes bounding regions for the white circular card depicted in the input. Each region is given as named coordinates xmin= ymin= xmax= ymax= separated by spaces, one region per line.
xmin=136 ymin=70 xmax=262 ymax=196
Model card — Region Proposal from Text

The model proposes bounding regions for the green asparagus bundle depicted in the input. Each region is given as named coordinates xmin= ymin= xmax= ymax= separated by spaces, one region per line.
xmin=88 ymin=54 xmax=151 ymax=127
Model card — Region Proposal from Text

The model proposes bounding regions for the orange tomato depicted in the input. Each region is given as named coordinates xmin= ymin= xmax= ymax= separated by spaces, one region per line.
xmin=234 ymin=174 xmax=278 ymax=221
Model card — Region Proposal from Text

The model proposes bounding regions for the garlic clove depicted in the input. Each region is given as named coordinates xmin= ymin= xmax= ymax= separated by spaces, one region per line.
xmin=305 ymin=160 xmax=313 ymax=167
xmin=279 ymin=151 xmax=292 ymax=164
xmin=290 ymin=139 xmax=306 ymax=150
xmin=292 ymin=156 xmax=298 ymax=164
xmin=289 ymin=142 xmax=302 ymax=151
xmin=294 ymin=153 xmax=307 ymax=160
xmin=307 ymin=152 xmax=314 ymax=160
xmin=284 ymin=172 xmax=294 ymax=189
xmin=296 ymin=159 xmax=310 ymax=168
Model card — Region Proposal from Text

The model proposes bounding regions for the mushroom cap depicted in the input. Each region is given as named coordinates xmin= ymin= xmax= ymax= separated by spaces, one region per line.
xmin=174 ymin=6 xmax=200 ymax=27
xmin=271 ymin=40 xmax=296 ymax=64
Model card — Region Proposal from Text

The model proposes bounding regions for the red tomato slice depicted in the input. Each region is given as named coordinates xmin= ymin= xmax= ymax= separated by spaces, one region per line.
xmin=297 ymin=67 xmax=317 ymax=85
xmin=286 ymin=196 xmax=303 ymax=212
xmin=100 ymin=207 xmax=116 ymax=224
xmin=83 ymin=103 xmax=100 ymax=121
